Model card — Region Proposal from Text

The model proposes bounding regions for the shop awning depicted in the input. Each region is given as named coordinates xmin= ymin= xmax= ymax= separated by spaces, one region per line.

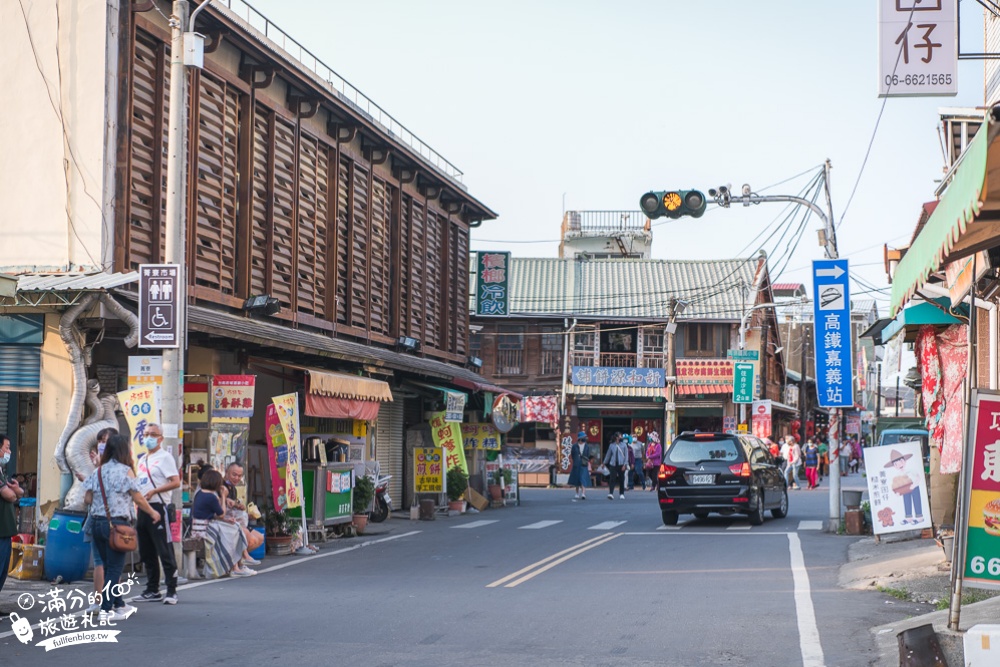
xmin=566 ymin=384 xmax=667 ymax=398
xmin=880 ymin=299 xmax=967 ymax=344
xmin=307 ymin=369 xmax=393 ymax=402
xmin=676 ymin=384 xmax=733 ymax=395
xmin=450 ymin=375 xmax=524 ymax=400
xmin=859 ymin=318 xmax=893 ymax=346
xmin=890 ymin=118 xmax=1000 ymax=315
xmin=770 ymin=401 xmax=799 ymax=414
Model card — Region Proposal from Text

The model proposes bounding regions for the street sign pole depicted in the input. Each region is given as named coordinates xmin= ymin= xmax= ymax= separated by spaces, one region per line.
xmin=821 ymin=160 xmax=842 ymax=534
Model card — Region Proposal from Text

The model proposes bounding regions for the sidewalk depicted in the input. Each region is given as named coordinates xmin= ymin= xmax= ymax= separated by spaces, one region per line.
xmin=843 ymin=534 xmax=1000 ymax=666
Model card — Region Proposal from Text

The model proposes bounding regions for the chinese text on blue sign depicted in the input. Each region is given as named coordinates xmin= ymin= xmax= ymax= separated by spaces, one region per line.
xmin=571 ymin=366 xmax=665 ymax=388
xmin=812 ymin=259 xmax=854 ymax=408
xmin=475 ymin=251 xmax=510 ymax=316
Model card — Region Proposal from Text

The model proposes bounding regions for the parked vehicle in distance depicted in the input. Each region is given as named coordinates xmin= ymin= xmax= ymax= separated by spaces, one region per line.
xmin=876 ymin=428 xmax=930 ymax=473
xmin=657 ymin=432 xmax=788 ymax=526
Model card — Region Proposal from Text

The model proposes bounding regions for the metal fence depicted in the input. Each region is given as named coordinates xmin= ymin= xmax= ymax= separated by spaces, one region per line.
xmin=563 ymin=210 xmax=650 ymax=234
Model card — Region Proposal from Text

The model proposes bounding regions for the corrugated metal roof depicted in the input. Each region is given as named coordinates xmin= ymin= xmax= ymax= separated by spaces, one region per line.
xmin=17 ymin=272 xmax=138 ymax=291
xmin=565 ymin=384 xmax=667 ymax=398
xmin=506 ymin=257 xmax=757 ymax=321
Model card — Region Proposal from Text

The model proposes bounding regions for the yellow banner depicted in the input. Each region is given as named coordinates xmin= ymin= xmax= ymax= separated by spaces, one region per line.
xmin=414 ymin=447 xmax=444 ymax=493
xmin=118 ymin=385 xmax=161 ymax=461
xmin=460 ymin=423 xmax=501 ymax=450
xmin=272 ymin=393 xmax=303 ymax=509
xmin=430 ymin=412 xmax=467 ymax=474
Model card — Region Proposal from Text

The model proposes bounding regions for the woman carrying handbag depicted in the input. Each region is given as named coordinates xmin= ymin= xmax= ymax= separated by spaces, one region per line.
xmin=84 ymin=434 xmax=161 ymax=620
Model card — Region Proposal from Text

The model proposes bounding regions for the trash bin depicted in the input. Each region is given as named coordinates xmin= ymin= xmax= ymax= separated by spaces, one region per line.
xmin=842 ymin=489 xmax=863 ymax=510
xmin=419 ymin=499 xmax=436 ymax=521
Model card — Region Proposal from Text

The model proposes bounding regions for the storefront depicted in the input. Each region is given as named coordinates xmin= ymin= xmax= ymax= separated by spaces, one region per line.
xmin=575 ymin=400 xmax=665 ymax=460
xmin=0 ymin=314 xmax=43 ymax=497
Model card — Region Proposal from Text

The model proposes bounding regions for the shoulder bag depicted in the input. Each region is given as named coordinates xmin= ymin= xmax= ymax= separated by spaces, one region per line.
xmin=98 ymin=467 xmax=138 ymax=553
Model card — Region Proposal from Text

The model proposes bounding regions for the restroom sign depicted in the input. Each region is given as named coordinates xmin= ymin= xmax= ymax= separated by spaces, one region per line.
xmin=139 ymin=264 xmax=180 ymax=348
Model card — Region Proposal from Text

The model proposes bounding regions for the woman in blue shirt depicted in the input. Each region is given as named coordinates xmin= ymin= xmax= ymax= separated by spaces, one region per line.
xmin=192 ymin=470 xmax=251 ymax=578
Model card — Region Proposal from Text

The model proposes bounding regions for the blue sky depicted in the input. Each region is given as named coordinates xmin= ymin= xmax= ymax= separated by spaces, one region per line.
xmin=248 ymin=0 xmax=986 ymax=312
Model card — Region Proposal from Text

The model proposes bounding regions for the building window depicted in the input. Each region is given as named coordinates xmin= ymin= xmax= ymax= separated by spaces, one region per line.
xmin=468 ymin=331 xmax=482 ymax=374
xmin=571 ymin=326 xmax=597 ymax=367
xmin=685 ymin=324 xmax=715 ymax=356
xmin=540 ymin=327 xmax=562 ymax=375
xmin=497 ymin=326 xmax=524 ymax=375
xmin=643 ymin=329 xmax=665 ymax=368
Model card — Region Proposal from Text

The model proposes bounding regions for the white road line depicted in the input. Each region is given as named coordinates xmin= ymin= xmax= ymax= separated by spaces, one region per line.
xmin=726 ymin=523 xmax=752 ymax=530
xmin=0 ymin=531 xmax=421 ymax=640
xmin=798 ymin=520 xmax=824 ymax=531
xmin=788 ymin=532 xmax=825 ymax=667
xmin=486 ymin=534 xmax=613 ymax=588
xmin=502 ymin=533 xmax=622 ymax=587
xmin=451 ymin=520 xmax=499 ymax=529
xmin=519 ymin=520 xmax=563 ymax=530
xmin=589 ymin=521 xmax=627 ymax=531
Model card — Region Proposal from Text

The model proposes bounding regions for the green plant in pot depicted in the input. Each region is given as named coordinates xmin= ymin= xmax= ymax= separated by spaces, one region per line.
xmin=264 ymin=509 xmax=293 ymax=556
xmin=352 ymin=475 xmax=375 ymax=535
xmin=487 ymin=469 xmax=504 ymax=500
xmin=446 ymin=466 xmax=469 ymax=509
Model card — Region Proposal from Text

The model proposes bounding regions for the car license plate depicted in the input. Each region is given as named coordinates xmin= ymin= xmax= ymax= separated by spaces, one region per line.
xmin=689 ymin=474 xmax=714 ymax=485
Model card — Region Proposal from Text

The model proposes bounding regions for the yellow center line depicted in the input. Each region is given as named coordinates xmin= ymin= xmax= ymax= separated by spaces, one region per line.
xmin=501 ymin=533 xmax=623 ymax=588
xmin=485 ymin=533 xmax=616 ymax=588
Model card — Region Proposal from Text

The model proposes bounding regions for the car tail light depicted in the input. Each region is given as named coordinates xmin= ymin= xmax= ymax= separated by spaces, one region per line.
xmin=658 ymin=464 xmax=677 ymax=479
xmin=733 ymin=497 xmax=749 ymax=503
xmin=728 ymin=462 xmax=751 ymax=477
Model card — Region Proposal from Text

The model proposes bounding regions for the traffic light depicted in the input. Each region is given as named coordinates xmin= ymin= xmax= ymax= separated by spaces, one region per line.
xmin=639 ymin=190 xmax=707 ymax=220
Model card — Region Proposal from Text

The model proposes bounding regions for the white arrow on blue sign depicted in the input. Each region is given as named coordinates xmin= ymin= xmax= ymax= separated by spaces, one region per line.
xmin=812 ymin=259 xmax=853 ymax=408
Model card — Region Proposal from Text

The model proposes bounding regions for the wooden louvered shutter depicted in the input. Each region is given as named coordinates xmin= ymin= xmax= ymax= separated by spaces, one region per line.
xmin=270 ymin=117 xmax=296 ymax=309
xmin=127 ymin=30 xmax=168 ymax=269
xmin=369 ymin=178 xmax=390 ymax=335
xmin=296 ymin=134 xmax=329 ymax=317
xmin=190 ymin=71 xmax=239 ymax=294
xmin=423 ymin=209 xmax=442 ymax=348
xmin=249 ymin=103 xmax=272 ymax=297
xmin=335 ymin=159 xmax=350 ymax=325
xmin=350 ymin=164 xmax=370 ymax=329
xmin=452 ymin=223 xmax=470 ymax=356
xmin=409 ymin=199 xmax=426 ymax=342
xmin=398 ymin=195 xmax=413 ymax=337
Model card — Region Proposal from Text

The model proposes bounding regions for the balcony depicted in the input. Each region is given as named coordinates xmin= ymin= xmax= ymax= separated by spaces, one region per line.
xmin=570 ymin=351 xmax=665 ymax=369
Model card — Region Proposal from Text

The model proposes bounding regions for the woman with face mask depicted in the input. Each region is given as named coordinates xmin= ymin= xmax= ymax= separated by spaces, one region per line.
xmin=1 ymin=433 xmax=25 ymax=599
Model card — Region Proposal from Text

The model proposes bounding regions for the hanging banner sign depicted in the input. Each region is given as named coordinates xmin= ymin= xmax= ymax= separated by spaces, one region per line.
xmin=751 ymin=400 xmax=772 ymax=439
xmin=117 ymin=385 xmax=161 ymax=458
xmin=460 ymin=423 xmax=501 ymax=450
xmin=878 ymin=0 xmax=957 ymax=98
xmin=272 ymin=393 xmax=303 ymax=510
xmin=863 ymin=440 xmax=932 ymax=536
xmin=265 ymin=404 xmax=289 ymax=513
xmin=430 ymin=411 xmax=468 ymax=474
xmin=128 ymin=355 xmax=163 ymax=387
xmin=414 ymin=447 xmax=444 ymax=494
xmin=812 ymin=259 xmax=854 ymax=408
xmin=212 ymin=375 xmax=256 ymax=419
xmin=444 ymin=390 xmax=467 ymax=423
xmin=571 ymin=366 xmax=665 ymax=388
xmin=733 ymin=363 xmax=755 ymax=404
xmin=961 ymin=391 xmax=1000 ymax=590
xmin=474 ymin=251 xmax=511 ymax=316
xmin=183 ymin=383 xmax=209 ymax=424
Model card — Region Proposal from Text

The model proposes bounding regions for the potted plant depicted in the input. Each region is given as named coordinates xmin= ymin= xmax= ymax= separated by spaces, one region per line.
xmin=264 ymin=509 xmax=293 ymax=556
xmin=487 ymin=468 xmax=504 ymax=501
xmin=352 ymin=475 xmax=375 ymax=535
xmin=446 ymin=467 xmax=469 ymax=512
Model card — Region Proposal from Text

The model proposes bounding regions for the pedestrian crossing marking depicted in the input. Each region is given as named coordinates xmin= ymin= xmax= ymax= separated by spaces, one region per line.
xmin=798 ymin=521 xmax=823 ymax=530
xmin=589 ymin=521 xmax=627 ymax=531
xmin=519 ymin=520 xmax=563 ymax=530
xmin=452 ymin=520 xmax=499 ymax=529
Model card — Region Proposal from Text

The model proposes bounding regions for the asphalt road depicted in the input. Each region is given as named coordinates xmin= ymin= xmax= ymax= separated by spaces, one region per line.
xmin=2 ymin=475 xmax=932 ymax=666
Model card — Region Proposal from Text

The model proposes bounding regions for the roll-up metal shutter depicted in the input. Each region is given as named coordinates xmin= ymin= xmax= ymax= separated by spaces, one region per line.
xmin=0 ymin=393 xmax=9 ymax=433
xmin=376 ymin=397 xmax=404 ymax=509
xmin=0 ymin=346 xmax=41 ymax=392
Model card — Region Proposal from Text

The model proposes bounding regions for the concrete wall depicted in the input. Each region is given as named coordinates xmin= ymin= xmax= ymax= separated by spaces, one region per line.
xmin=0 ymin=0 xmax=118 ymax=273
xmin=37 ymin=312 xmax=73 ymax=507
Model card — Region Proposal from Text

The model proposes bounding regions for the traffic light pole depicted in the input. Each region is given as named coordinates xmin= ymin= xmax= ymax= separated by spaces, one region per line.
xmin=711 ymin=160 xmax=842 ymax=532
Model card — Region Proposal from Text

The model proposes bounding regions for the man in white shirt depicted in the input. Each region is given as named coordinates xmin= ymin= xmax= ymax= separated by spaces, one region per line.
xmin=132 ymin=424 xmax=181 ymax=605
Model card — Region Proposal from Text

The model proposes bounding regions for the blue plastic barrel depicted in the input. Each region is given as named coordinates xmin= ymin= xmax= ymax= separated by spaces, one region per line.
xmin=248 ymin=525 xmax=266 ymax=561
xmin=44 ymin=509 xmax=91 ymax=583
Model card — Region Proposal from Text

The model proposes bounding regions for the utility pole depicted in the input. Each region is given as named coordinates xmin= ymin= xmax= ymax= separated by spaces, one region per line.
xmin=163 ymin=1 xmax=190 ymax=567
xmin=799 ymin=332 xmax=807 ymax=445
xmin=665 ymin=299 xmax=683 ymax=446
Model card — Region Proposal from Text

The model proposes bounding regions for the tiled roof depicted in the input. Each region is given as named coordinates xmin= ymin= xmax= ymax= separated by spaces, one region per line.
xmin=772 ymin=282 xmax=804 ymax=293
xmin=503 ymin=257 xmax=760 ymax=321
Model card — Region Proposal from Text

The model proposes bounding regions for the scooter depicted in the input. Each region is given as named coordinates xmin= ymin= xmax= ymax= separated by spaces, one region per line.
xmin=369 ymin=473 xmax=392 ymax=523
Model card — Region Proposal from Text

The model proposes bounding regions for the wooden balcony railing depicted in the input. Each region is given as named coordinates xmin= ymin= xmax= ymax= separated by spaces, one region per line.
xmin=570 ymin=351 xmax=666 ymax=369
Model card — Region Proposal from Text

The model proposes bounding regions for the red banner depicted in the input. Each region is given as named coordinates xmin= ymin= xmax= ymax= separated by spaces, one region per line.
xmin=582 ymin=419 xmax=602 ymax=444
xmin=265 ymin=404 xmax=288 ymax=512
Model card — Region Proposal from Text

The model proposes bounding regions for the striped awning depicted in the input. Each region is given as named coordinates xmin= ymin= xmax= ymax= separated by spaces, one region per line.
xmin=307 ymin=369 xmax=393 ymax=402
xmin=565 ymin=384 xmax=667 ymax=398
xmin=676 ymin=384 xmax=733 ymax=395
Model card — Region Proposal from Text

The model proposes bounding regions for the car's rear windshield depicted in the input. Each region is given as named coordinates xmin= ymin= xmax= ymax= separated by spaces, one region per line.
xmin=666 ymin=438 xmax=741 ymax=463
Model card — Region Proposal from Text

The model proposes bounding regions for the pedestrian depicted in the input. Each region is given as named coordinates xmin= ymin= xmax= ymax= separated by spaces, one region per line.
xmin=767 ymin=438 xmax=780 ymax=459
xmin=603 ymin=433 xmax=629 ymax=500
xmin=1 ymin=434 xmax=25 ymax=599
xmin=803 ymin=439 xmax=819 ymax=490
xmin=839 ymin=440 xmax=852 ymax=477
xmin=625 ymin=434 xmax=637 ymax=491
xmin=82 ymin=427 xmax=118 ymax=613
xmin=83 ymin=434 xmax=161 ymax=620
xmin=132 ymin=423 xmax=182 ymax=605
xmin=817 ymin=439 xmax=829 ymax=480
xmin=644 ymin=432 xmax=662 ymax=492
xmin=631 ymin=436 xmax=647 ymax=491
xmin=782 ymin=436 xmax=801 ymax=490
xmin=567 ymin=431 xmax=590 ymax=500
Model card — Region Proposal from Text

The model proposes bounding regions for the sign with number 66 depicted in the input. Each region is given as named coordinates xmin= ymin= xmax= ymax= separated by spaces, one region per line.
xmin=970 ymin=556 xmax=1000 ymax=576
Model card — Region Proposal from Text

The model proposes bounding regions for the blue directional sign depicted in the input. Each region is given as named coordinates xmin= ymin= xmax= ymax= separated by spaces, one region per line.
xmin=812 ymin=259 xmax=853 ymax=408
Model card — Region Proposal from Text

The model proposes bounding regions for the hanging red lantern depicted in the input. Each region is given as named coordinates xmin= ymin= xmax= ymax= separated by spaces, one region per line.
xmin=806 ymin=420 xmax=815 ymax=437
xmin=791 ymin=419 xmax=801 ymax=433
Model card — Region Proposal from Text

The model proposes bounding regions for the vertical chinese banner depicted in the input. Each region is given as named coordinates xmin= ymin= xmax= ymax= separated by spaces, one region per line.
xmin=963 ymin=392 xmax=1000 ymax=590
xmin=265 ymin=404 xmax=288 ymax=512
xmin=413 ymin=447 xmax=444 ymax=493
xmin=117 ymin=385 xmax=162 ymax=461
xmin=475 ymin=251 xmax=511 ymax=317
xmin=430 ymin=412 xmax=468 ymax=474
xmin=272 ymin=393 xmax=302 ymax=509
